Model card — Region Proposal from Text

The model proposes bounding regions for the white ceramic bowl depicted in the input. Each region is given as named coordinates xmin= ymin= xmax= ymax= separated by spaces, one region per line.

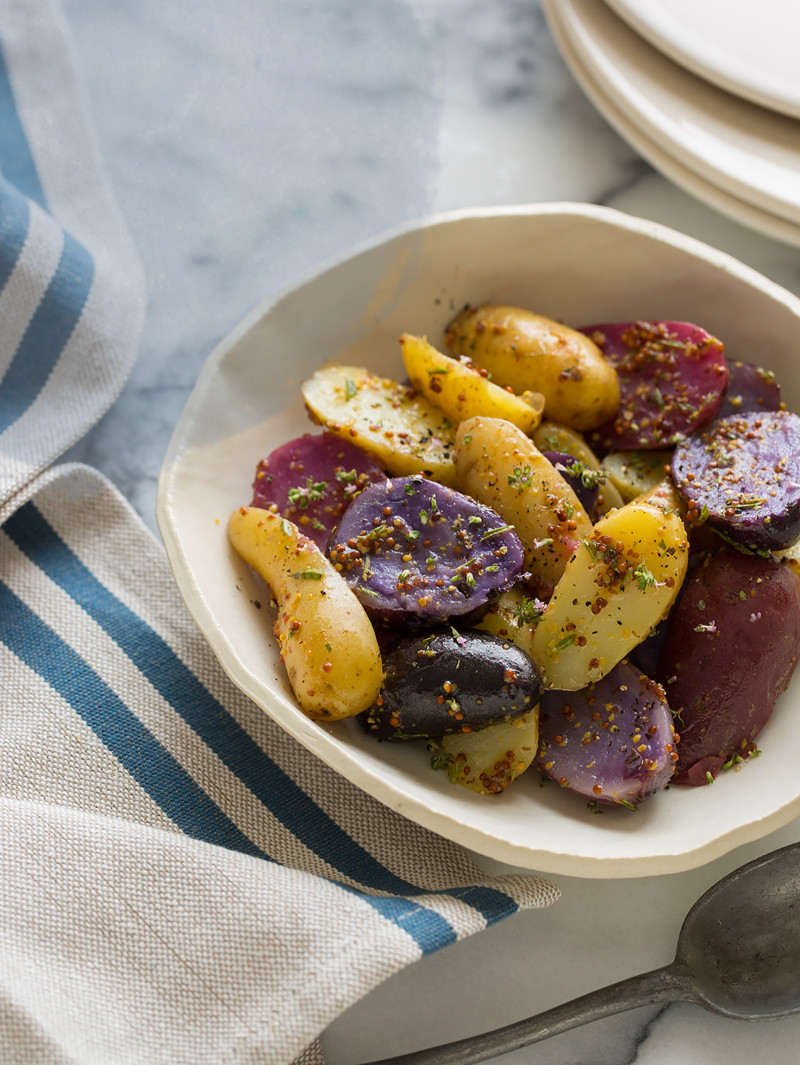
xmin=157 ymin=203 xmax=800 ymax=877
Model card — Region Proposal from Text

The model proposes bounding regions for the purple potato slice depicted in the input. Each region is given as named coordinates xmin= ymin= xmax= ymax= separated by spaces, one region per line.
xmin=328 ymin=475 xmax=524 ymax=623
xmin=542 ymin=450 xmax=604 ymax=515
xmin=361 ymin=628 xmax=542 ymax=741
xmin=251 ymin=432 xmax=385 ymax=549
xmin=535 ymin=659 xmax=677 ymax=807
xmin=719 ymin=360 xmax=782 ymax=418
xmin=671 ymin=410 xmax=800 ymax=552
xmin=580 ymin=320 xmax=728 ymax=451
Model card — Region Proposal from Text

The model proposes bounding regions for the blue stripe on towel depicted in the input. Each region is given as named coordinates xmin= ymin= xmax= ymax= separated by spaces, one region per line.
xmin=0 ymin=565 xmax=459 ymax=955
xmin=0 ymin=178 xmax=30 ymax=292
xmin=0 ymin=229 xmax=94 ymax=434
xmin=4 ymin=502 xmax=516 ymax=943
xmin=0 ymin=42 xmax=46 ymax=207
xmin=0 ymin=579 xmax=266 ymax=856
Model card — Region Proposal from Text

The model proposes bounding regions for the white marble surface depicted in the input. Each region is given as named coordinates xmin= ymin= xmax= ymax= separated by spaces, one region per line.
xmin=60 ymin=2 xmax=800 ymax=1062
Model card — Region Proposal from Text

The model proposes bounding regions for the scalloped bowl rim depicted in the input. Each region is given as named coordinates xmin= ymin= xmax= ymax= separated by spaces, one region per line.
xmin=157 ymin=202 xmax=800 ymax=877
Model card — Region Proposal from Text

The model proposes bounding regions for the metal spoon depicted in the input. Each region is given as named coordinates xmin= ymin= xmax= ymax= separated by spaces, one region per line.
xmin=362 ymin=841 xmax=800 ymax=1065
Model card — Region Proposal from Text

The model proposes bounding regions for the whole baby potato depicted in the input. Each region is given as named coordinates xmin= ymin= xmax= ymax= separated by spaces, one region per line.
xmin=454 ymin=416 xmax=593 ymax=597
xmin=656 ymin=547 xmax=800 ymax=785
xmin=228 ymin=506 xmax=383 ymax=720
xmin=445 ymin=304 xmax=620 ymax=431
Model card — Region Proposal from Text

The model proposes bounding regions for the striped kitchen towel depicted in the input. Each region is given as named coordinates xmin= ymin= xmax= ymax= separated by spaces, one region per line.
xmin=0 ymin=4 xmax=559 ymax=1065
xmin=0 ymin=0 xmax=145 ymax=516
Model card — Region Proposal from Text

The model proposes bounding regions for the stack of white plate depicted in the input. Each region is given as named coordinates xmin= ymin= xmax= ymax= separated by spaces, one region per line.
xmin=543 ymin=0 xmax=800 ymax=247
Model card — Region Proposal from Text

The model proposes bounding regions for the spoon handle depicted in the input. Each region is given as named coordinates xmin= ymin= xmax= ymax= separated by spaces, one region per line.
xmin=360 ymin=964 xmax=687 ymax=1065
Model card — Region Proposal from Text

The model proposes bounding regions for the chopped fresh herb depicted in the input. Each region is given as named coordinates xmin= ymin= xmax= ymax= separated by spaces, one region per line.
xmin=508 ymin=464 xmax=533 ymax=488
xmin=555 ymin=633 xmax=576 ymax=650
xmin=512 ymin=597 xmax=546 ymax=627
xmin=633 ymin=562 xmax=658 ymax=591
xmin=288 ymin=478 xmax=327 ymax=509
xmin=560 ymin=459 xmax=608 ymax=489
xmin=480 ymin=524 xmax=516 ymax=541
xmin=344 ymin=378 xmax=357 ymax=399
xmin=334 ymin=468 xmax=358 ymax=484
xmin=289 ymin=570 xmax=324 ymax=580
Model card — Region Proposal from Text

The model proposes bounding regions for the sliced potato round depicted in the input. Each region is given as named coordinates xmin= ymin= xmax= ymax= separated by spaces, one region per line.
xmin=475 ymin=585 xmax=543 ymax=661
xmin=400 ymin=333 xmax=544 ymax=434
xmin=602 ymin=450 xmax=673 ymax=503
xmin=301 ymin=364 xmax=457 ymax=485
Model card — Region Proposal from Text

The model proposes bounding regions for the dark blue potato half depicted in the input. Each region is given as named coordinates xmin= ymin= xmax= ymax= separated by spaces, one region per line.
xmin=361 ymin=628 xmax=542 ymax=741
xmin=671 ymin=410 xmax=800 ymax=552
xmin=328 ymin=475 xmax=524 ymax=624
xmin=535 ymin=660 xmax=677 ymax=807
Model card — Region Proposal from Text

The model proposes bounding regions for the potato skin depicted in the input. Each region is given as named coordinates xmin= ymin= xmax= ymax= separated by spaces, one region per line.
xmin=445 ymin=304 xmax=620 ymax=431
xmin=656 ymin=547 xmax=800 ymax=784
xmin=361 ymin=629 xmax=542 ymax=741
xmin=228 ymin=506 xmax=382 ymax=720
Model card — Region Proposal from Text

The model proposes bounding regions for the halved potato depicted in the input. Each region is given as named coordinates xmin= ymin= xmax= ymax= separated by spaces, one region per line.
xmin=400 ymin=333 xmax=544 ymax=434
xmin=302 ymin=364 xmax=457 ymax=484
xmin=531 ymin=500 xmax=688 ymax=690
xmin=454 ymin=416 xmax=593 ymax=595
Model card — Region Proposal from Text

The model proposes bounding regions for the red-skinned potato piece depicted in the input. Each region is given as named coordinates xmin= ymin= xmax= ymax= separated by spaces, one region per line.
xmin=251 ymin=432 xmax=385 ymax=549
xmin=580 ymin=320 xmax=728 ymax=451
xmin=655 ymin=547 xmax=800 ymax=785
xmin=535 ymin=659 xmax=677 ymax=807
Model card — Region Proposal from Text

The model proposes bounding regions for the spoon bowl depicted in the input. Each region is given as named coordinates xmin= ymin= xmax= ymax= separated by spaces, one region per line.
xmin=677 ymin=843 xmax=800 ymax=1019
xmin=363 ymin=841 xmax=800 ymax=1065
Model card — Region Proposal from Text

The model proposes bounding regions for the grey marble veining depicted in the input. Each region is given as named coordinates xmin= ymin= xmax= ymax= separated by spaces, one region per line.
xmin=62 ymin=0 xmax=441 ymax=525
xmin=56 ymin=2 xmax=800 ymax=1063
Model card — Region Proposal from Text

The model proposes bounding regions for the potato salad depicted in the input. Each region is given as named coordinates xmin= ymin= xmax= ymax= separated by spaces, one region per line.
xmin=229 ymin=304 xmax=800 ymax=810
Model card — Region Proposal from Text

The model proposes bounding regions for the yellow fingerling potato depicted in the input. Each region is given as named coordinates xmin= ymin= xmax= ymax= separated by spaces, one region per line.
xmin=475 ymin=586 xmax=541 ymax=661
xmin=445 ymin=304 xmax=620 ymax=431
xmin=454 ymin=416 xmax=593 ymax=595
xmin=436 ymin=712 xmax=540 ymax=795
xmin=301 ymin=364 xmax=457 ymax=485
xmin=533 ymin=420 xmax=624 ymax=515
xmin=602 ymin=450 xmax=673 ymax=503
xmin=228 ymin=506 xmax=382 ymax=720
xmin=531 ymin=501 xmax=688 ymax=690
xmin=400 ymin=333 xmax=544 ymax=434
